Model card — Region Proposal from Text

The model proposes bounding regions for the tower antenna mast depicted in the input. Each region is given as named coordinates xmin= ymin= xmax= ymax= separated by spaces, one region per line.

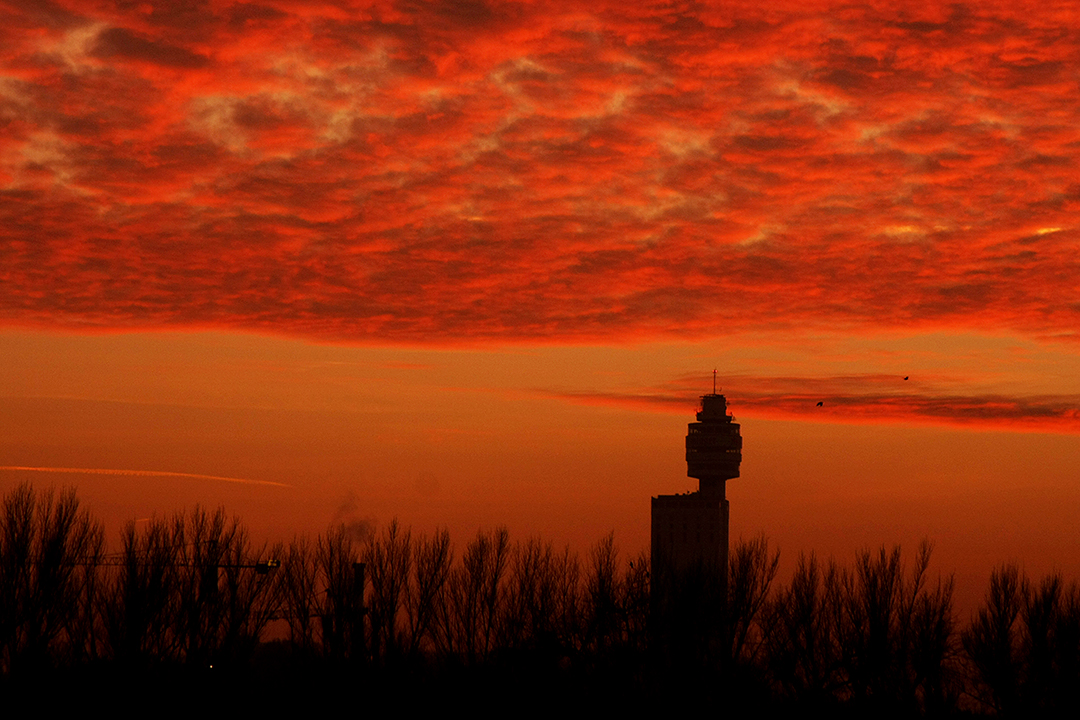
xmin=713 ymin=368 xmax=717 ymax=394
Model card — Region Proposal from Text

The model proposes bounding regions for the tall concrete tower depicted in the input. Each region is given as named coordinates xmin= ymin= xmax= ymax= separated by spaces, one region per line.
xmin=651 ymin=388 xmax=742 ymax=581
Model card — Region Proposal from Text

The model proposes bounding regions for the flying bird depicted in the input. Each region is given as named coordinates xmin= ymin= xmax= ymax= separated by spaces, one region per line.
xmin=904 ymin=376 xmax=909 ymax=380
xmin=816 ymin=401 xmax=824 ymax=407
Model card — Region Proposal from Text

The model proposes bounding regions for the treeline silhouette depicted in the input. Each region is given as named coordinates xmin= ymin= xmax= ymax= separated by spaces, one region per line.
xmin=2 ymin=483 xmax=1079 ymax=714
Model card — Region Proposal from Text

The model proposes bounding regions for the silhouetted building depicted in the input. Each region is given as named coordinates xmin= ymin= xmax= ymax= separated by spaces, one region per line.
xmin=651 ymin=392 xmax=742 ymax=580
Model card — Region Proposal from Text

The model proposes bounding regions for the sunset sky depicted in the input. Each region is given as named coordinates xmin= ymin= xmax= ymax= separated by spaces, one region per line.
xmin=2 ymin=0 xmax=1080 ymax=611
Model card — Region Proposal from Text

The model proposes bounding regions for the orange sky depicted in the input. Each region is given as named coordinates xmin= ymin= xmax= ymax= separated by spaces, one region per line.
xmin=2 ymin=1 xmax=1080 ymax=614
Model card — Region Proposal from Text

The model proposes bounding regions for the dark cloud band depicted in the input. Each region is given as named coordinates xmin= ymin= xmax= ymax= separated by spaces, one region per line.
xmin=545 ymin=373 xmax=1080 ymax=434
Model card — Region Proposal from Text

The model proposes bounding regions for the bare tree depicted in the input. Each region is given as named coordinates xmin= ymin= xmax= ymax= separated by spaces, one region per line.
xmin=910 ymin=557 xmax=956 ymax=714
xmin=104 ymin=516 xmax=180 ymax=665
xmin=765 ymin=553 xmax=843 ymax=705
xmin=552 ymin=544 xmax=583 ymax=654
xmin=837 ymin=541 xmax=955 ymax=714
xmin=316 ymin=524 xmax=363 ymax=661
xmin=963 ymin=564 xmax=1024 ymax=714
xmin=504 ymin=537 xmax=559 ymax=652
xmin=621 ymin=550 xmax=650 ymax=655
xmin=103 ymin=506 xmax=278 ymax=668
xmin=0 ymin=484 xmax=104 ymax=673
xmin=172 ymin=506 xmax=238 ymax=666
xmin=436 ymin=527 xmax=510 ymax=663
xmin=403 ymin=528 xmax=452 ymax=658
xmin=727 ymin=534 xmax=780 ymax=669
xmin=585 ymin=532 xmax=621 ymax=654
xmin=216 ymin=528 xmax=280 ymax=665
xmin=1052 ymin=581 xmax=1080 ymax=714
xmin=279 ymin=536 xmax=319 ymax=655
xmin=505 ymin=540 xmax=583 ymax=657
xmin=964 ymin=567 xmax=1080 ymax=715
xmin=365 ymin=519 xmax=412 ymax=662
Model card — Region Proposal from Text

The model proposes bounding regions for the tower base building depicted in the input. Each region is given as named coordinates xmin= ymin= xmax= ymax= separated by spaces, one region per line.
xmin=650 ymin=492 xmax=728 ymax=575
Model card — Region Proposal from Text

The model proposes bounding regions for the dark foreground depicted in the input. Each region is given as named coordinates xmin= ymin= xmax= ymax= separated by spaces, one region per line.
xmin=3 ymin=484 xmax=1078 ymax=716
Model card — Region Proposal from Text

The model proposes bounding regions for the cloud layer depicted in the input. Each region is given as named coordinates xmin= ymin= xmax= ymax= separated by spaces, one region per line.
xmin=547 ymin=372 xmax=1080 ymax=433
xmin=2 ymin=1 xmax=1079 ymax=342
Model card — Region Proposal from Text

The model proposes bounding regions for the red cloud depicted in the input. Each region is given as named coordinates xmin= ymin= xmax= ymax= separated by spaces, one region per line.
xmin=2 ymin=2 xmax=1079 ymax=343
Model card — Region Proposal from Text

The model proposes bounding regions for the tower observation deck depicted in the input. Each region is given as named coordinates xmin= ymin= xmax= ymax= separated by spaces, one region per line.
xmin=685 ymin=393 xmax=742 ymax=499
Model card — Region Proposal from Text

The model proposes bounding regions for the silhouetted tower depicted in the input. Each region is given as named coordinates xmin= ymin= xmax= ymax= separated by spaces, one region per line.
xmin=651 ymin=383 xmax=742 ymax=583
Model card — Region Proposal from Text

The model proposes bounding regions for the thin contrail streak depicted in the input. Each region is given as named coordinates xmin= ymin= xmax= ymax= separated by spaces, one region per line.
xmin=0 ymin=466 xmax=291 ymax=488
